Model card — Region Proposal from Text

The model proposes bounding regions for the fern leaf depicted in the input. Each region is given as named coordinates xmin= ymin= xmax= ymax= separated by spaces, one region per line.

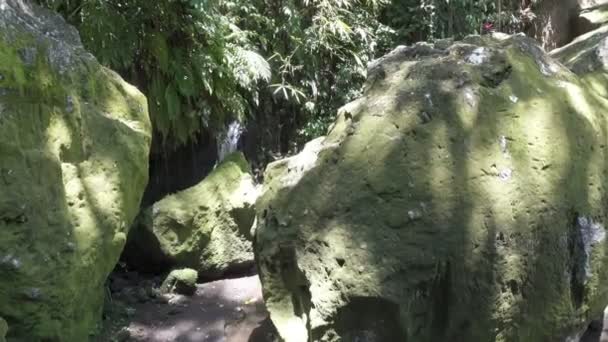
xmin=233 ymin=48 xmax=271 ymax=87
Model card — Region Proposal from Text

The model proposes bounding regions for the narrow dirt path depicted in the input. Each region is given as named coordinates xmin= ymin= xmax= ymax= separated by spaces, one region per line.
xmin=99 ymin=274 xmax=278 ymax=342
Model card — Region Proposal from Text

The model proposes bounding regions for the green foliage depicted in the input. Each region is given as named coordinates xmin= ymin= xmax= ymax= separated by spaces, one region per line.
xmin=233 ymin=0 xmax=395 ymax=147
xmin=36 ymin=0 xmax=269 ymax=147
xmin=381 ymin=0 xmax=524 ymax=42
xmin=35 ymin=0 xmax=527 ymax=151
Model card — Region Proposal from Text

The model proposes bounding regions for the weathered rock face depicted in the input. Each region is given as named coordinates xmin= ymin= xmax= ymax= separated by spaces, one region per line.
xmin=551 ymin=24 xmax=608 ymax=77
xmin=579 ymin=0 xmax=608 ymax=10
xmin=576 ymin=5 xmax=608 ymax=36
xmin=0 ymin=1 xmax=151 ymax=340
xmin=124 ymin=152 xmax=258 ymax=278
xmin=255 ymin=33 xmax=608 ymax=342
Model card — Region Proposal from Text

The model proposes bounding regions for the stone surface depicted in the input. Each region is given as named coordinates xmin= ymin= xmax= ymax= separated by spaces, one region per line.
xmin=579 ymin=0 xmax=608 ymax=10
xmin=161 ymin=269 xmax=198 ymax=296
xmin=0 ymin=0 xmax=151 ymax=340
xmin=579 ymin=5 xmax=608 ymax=31
xmin=124 ymin=152 xmax=258 ymax=278
xmin=551 ymin=24 xmax=608 ymax=75
xmin=571 ymin=3 xmax=608 ymax=39
xmin=255 ymin=33 xmax=608 ymax=342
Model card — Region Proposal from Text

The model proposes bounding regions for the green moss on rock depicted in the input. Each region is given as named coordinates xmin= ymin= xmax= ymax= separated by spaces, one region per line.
xmin=124 ymin=152 xmax=258 ymax=278
xmin=0 ymin=1 xmax=151 ymax=341
xmin=161 ymin=268 xmax=198 ymax=295
xmin=256 ymin=33 xmax=608 ymax=342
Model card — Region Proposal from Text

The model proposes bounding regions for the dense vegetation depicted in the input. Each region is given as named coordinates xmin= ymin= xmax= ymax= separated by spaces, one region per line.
xmin=36 ymin=0 xmax=531 ymax=155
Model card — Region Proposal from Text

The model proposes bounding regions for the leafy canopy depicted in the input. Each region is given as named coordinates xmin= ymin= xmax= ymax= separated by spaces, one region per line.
xmin=36 ymin=0 xmax=524 ymax=149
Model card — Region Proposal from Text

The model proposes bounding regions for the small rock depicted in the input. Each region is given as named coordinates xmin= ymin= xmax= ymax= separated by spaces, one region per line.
xmin=161 ymin=268 xmax=198 ymax=296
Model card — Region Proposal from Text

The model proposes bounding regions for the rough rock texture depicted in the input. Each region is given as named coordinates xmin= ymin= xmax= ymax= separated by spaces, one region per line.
xmin=580 ymin=0 xmax=608 ymax=10
xmin=0 ymin=1 xmax=151 ymax=340
xmin=577 ymin=5 xmax=608 ymax=36
xmin=124 ymin=152 xmax=258 ymax=278
xmin=161 ymin=269 xmax=198 ymax=296
xmin=551 ymin=24 xmax=608 ymax=77
xmin=255 ymin=33 xmax=608 ymax=342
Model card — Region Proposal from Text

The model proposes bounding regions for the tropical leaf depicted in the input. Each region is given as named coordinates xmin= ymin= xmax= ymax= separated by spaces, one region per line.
xmin=233 ymin=47 xmax=271 ymax=87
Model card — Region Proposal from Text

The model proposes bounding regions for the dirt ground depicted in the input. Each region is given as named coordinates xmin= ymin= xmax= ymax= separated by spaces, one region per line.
xmin=98 ymin=271 xmax=278 ymax=342
xmin=96 ymin=267 xmax=608 ymax=342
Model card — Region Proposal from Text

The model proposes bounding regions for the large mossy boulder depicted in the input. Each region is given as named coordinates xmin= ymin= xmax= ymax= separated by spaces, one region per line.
xmin=124 ymin=152 xmax=258 ymax=278
xmin=0 ymin=1 xmax=151 ymax=340
xmin=255 ymin=33 xmax=608 ymax=342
